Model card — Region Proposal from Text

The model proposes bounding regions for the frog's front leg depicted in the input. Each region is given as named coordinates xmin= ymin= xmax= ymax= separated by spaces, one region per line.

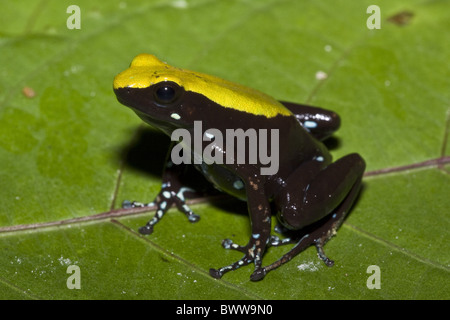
xmin=124 ymin=144 xmax=200 ymax=235
xmin=209 ymin=177 xmax=272 ymax=281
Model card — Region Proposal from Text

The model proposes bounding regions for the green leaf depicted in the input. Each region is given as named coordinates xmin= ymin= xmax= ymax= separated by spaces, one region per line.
xmin=1 ymin=0 xmax=448 ymax=300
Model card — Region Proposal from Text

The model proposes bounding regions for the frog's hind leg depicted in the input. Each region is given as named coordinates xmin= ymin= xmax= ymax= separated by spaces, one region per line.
xmin=254 ymin=220 xmax=339 ymax=281
xmin=279 ymin=101 xmax=341 ymax=141
xmin=251 ymin=153 xmax=365 ymax=281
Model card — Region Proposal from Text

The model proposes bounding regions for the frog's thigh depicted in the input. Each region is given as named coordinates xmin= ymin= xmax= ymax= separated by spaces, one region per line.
xmin=280 ymin=101 xmax=340 ymax=141
xmin=280 ymin=153 xmax=365 ymax=229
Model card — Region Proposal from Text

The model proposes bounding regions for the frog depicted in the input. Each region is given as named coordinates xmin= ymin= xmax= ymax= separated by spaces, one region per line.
xmin=113 ymin=54 xmax=365 ymax=281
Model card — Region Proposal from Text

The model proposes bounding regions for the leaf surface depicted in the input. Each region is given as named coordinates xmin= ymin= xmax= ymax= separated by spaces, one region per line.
xmin=1 ymin=0 xmax=449 ymax=299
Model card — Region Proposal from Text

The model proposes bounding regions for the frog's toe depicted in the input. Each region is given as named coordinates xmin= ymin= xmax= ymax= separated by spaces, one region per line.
xmin=209 ymin=268 xmax=223 ymax=279
xmin=174 ymin=201 xmax=201 ymax=223
xmin=314 ymin=239 xmax=335 ymax=267
xmin=250 ymin=268 xmax=267 ymax=281
xmin=187 ymin=213 xmax=200 ymax=223
xmin=122 ymin=200 xmax=133 ymax=209
xmin=221 ymin=238 xmax=234 ymax=248
xmin=221 ymin=239 xmax=246 ymax=252
xmin=138 ymin=224 xmax=154 ymax=235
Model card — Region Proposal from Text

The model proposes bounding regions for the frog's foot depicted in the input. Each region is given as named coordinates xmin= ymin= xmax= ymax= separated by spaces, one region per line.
xmin=211 ymin=219 xmax=339 ymax=281
xmin=268 ymin=231 xmax=334 ymax=263
xmin=123 ymin=187 xmax=200 ymax=235
xmin=248 ymin=233 xmax=334 ymax=281
xmin=250 ymin=212 xmax=348 ymax=280
xmin=210 ymin=258 xmax=269 ymax=282
xmin=213 ymin=231 xmax=335 ymax=281
xmin=210 ymin=239 xmax=269 ymax=281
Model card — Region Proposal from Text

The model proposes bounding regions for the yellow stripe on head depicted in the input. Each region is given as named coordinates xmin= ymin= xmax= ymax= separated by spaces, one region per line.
xmin=114 ymin=54 xmax=292 ymax=118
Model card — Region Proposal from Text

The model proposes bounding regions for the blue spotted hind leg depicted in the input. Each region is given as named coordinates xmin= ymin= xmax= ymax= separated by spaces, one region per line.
xmin=251 ymin=153 xmax=365 ymax=280
xmin=217 ymin=153 xmax=365 ymax=281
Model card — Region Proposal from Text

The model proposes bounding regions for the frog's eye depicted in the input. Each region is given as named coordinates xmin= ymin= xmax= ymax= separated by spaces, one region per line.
xmin=154 ymin=82 xmax=180 ymax=104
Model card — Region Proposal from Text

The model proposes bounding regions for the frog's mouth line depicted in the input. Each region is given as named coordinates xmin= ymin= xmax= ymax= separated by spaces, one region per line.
xmin=131 ymin=109 xmax=183 ymax=137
